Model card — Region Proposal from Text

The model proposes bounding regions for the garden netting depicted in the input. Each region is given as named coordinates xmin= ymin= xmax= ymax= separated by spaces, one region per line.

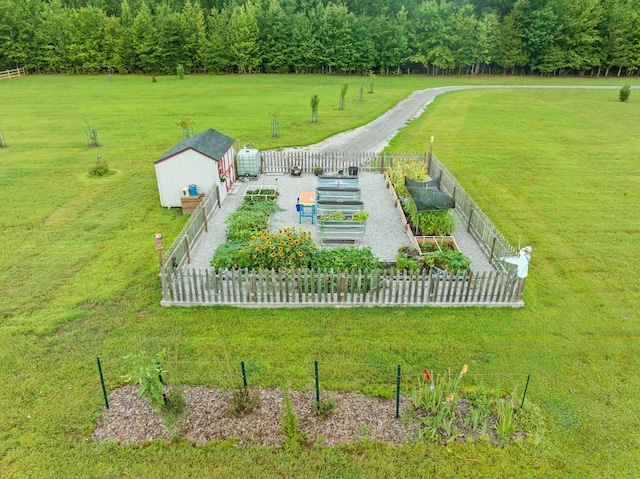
xmin=404 ymin=177 xmax=455 ymax=211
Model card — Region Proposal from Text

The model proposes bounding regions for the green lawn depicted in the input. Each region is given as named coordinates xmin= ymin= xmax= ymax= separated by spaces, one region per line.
xmin=0 ymin=74 xmax=639 ymax=478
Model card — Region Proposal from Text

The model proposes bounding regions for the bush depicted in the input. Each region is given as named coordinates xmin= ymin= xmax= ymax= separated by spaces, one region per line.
xmin=88 ymin=157 xmax=111 ymax=177
xmin=619 ymin=85 xmax=631 ymax=102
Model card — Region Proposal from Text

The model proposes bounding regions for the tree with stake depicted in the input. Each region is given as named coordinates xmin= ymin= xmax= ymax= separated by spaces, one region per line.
xmin=311 ymin=94 xmax=319 ymax=123
xmin=339 ymin=83 xmax=348 ymax=110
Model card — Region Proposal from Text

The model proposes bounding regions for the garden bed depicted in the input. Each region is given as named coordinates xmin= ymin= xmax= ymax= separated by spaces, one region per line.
xmin=92 ymin=384 xmax=534 ymax=447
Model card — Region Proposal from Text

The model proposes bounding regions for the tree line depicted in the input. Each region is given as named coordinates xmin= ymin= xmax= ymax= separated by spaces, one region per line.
xmin=1 ymin=0 xmax=639 ymax=76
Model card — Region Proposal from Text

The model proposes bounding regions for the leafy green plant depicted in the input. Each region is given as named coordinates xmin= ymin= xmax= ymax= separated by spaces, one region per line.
xmin=396 ymin=251 xmax=421 ymax=272
xmin=317 ymin=211 xmax=345 ymax=221
xmin=176 ymin=63 xmax=185 ymax=79
xmin=351 ymin=211 xmax=369 ymax=221
xmin=313 ymin=398 xmax=336 ymax=421
xmin=210 ymin=241 xmax=252 ymax=269
xmin=619 ymin=85 xmax=631 ymax=102
xmin=280 ymin=391 xmax=309 ymax=451
xmin=230 ymin=386 xmax=260 ymax=417
xmin=496 ymin=396 xmax=516 ymax=444
xmin=88 ymin=156 xmax=112 ymax=177
xmin=414 ymin=210 xmax=456 ymax=236
xmin=423 ymin=251 xmax=471 ymax=273
xmin=123 ymin=351 xmax=168 ymax=411
xmin=310 ymin=246 xmax=379 ymax=271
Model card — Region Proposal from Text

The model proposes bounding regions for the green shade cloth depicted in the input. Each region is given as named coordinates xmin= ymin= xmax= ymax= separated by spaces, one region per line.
xmin=404 ymin=177 xmax=455 ymax=211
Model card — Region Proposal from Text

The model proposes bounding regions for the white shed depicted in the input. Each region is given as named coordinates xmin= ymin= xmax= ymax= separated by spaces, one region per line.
xmin=154 ymin=128 xmax=236 ymax=207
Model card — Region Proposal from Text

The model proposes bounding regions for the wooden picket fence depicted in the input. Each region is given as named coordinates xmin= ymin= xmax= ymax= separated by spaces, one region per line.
xmin=259 ymin=151 xmax=426 ymax=175
xmin=0 ymin=67 xmax=26 ymax=80
xmin=159 ymin=267 xmax=525 ymax=307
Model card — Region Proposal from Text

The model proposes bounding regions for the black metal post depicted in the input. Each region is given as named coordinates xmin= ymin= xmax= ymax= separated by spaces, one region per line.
xmin=241 ymin=361 xmax=248 ymax=395
xmin=96 ymin=357 xmax=109 ymax=410
xmin=520 ymin=374 xmax=531 ymax=408
xmin=314 ymin=360 xmax=320 ymax=405
xmin=395 ymin=365 xmax=401 ymax=419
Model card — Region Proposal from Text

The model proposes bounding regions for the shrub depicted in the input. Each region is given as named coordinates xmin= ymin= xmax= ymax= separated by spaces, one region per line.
xmin=88 ymin=156 xmax=111 ymax=177
xmin=176 ymin=63 xmax=185 ymax=79
xmin=619 ymin=85 xmax=631 ymax=102
xmin=123 ymin=351 xmax=168 ymax=411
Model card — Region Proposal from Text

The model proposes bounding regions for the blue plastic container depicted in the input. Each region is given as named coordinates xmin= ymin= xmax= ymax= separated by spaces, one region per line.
xmin=188 ymin=184 xmax=197 ymax=196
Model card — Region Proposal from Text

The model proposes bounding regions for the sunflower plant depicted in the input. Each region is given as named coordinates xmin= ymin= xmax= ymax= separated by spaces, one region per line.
xmin=249 ymin=227 xmax=316 ymax=270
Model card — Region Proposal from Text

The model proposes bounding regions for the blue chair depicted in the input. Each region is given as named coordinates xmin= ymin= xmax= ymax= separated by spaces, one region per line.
xmin=296 ymin=202 xmax=315 ymax=224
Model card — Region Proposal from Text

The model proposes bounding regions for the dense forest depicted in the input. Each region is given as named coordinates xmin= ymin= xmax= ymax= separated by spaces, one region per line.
xmin=1 ymin=0 xmax=639 ymax=76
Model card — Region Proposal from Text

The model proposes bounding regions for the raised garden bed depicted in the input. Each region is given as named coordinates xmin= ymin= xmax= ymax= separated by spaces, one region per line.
xmin=416 ymin=236 xmax=461 ymax=254
xmin=316 ymin=200 xmax=364 ymax=217
xmin=316 ymin=187 xmax=361 ymax=202
xmin=319 ymin=220 xmax=366 ymax=244
xmin=317 ymin=175 xmax=359 ymax=189
xmin=244 ymin=185 xmax=278 ymax=203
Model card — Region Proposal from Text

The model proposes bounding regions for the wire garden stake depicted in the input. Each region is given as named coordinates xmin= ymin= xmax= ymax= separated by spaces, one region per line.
xmin=314 ymin=360 xmax=320 ymax=405
xmin=241 ymin=361 xmax=248 ymax=396
xmin=395 ymin=365 xmax=401 ymax=419
xmin=96 ymin=357 xmax=109 ymax=410
xmin=520 ymin=374 xmax=531 ymax=408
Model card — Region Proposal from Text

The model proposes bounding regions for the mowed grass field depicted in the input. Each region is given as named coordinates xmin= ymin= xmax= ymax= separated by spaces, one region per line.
xmin=0 ymin=74 xmax=639 ymax=478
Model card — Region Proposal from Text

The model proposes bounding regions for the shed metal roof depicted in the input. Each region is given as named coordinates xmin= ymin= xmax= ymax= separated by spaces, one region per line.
xmin=155 ymin=128 xmax=235 ymax=163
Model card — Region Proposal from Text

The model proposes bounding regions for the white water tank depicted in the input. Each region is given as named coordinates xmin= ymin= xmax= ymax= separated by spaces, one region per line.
xmin=236 ymin=148 xmax=261 ymax=176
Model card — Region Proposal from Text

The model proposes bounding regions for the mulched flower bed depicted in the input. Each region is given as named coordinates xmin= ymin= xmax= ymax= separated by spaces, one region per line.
xmin=92 ymin=385 xmax=420 ymax=446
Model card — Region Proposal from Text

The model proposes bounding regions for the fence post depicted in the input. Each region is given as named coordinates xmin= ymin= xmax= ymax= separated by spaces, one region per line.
xmin=96 ymin=357 xmax=109 ymax=410
xmin=203 ymin=205 xmax=208 ymax=232
xmin=395 ymin=365 xmax=401 ymax=419
xmin=520 ymin=374 xmax=531 ymax=408
xmin=467 ymin=208 xmax=474 ymax=233
xmin=488 ymin=236 xmax=497 ymax=264
xmin=184 ymin=236 xmax=191 ymax=264
xmin=314 ymin=360 xmax=320 ymax=405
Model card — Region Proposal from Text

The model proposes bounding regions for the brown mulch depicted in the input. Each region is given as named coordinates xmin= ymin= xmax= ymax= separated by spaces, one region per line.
xmin=91 ymin=385 xmax=421 ymax=446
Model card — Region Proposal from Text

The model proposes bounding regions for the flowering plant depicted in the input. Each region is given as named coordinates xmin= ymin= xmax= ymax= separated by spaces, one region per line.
xmin=249 ymin=227 xmax=316 ymax=269
xmin=219 ymin=173 xmax=228 ymax=181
